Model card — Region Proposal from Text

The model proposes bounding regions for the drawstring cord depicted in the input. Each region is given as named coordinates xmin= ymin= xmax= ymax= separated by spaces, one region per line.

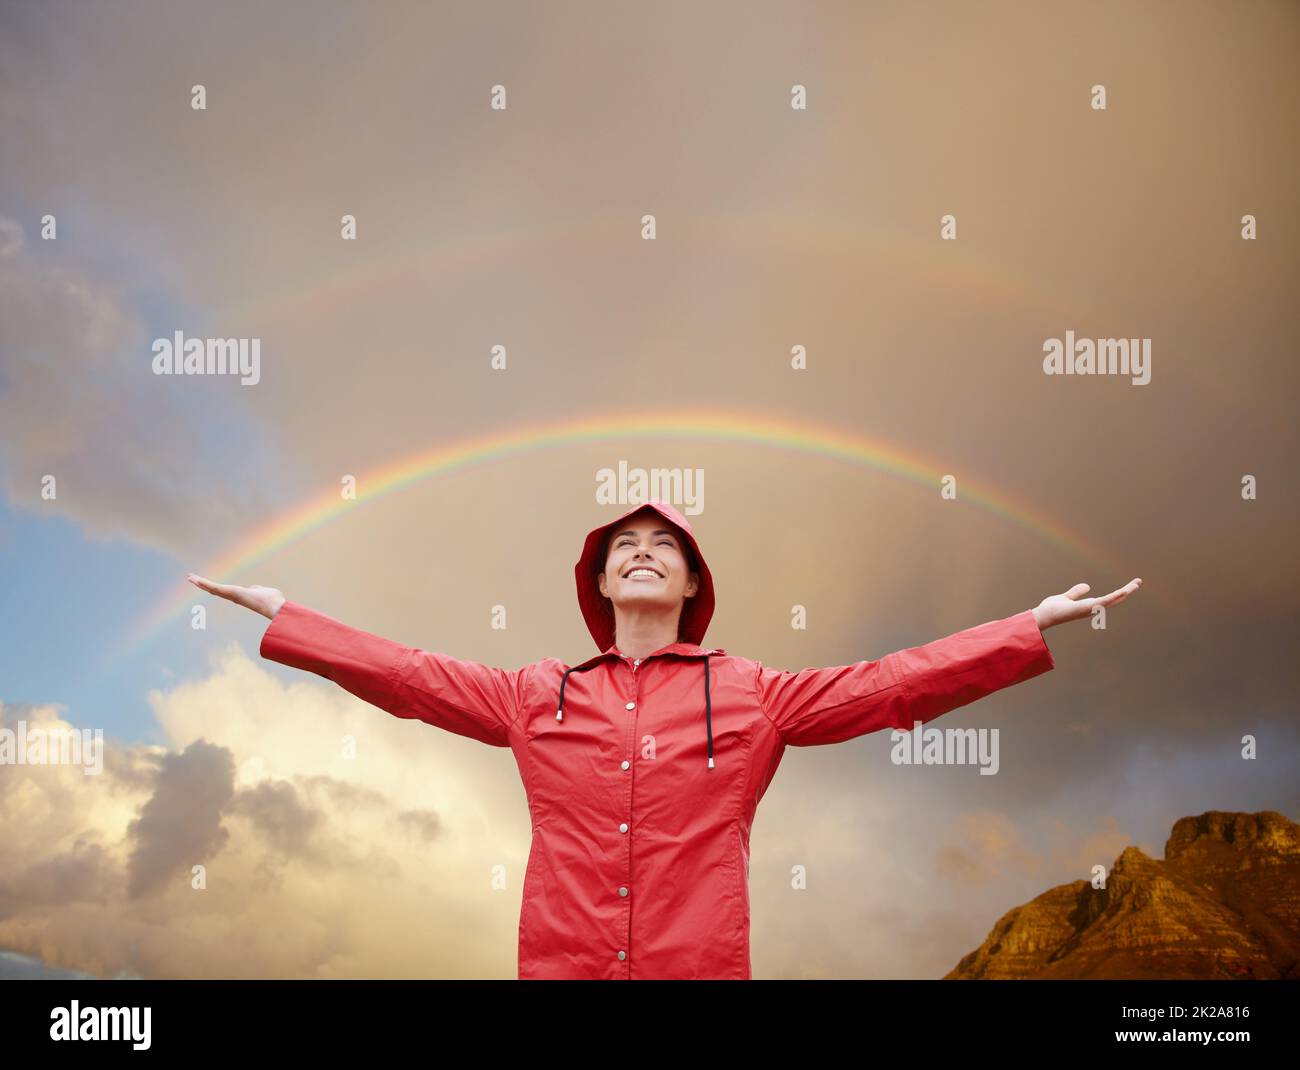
xmin=704 ymin=654 xmax=714 ymax=769
xmin=556 ymin=663 xmax=599 ymax=722
xmin=556 ymin=654 xmax=716 ymax=768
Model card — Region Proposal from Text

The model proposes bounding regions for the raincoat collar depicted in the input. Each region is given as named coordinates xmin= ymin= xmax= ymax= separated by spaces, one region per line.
xmin=556 ymin=643 xmax=726 ymax=768
xmin=568 ymin=640 xmax=726 ymax=674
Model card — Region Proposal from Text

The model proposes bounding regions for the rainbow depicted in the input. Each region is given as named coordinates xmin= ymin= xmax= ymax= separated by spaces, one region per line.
xmin=218 ymin=206 xmax=1238 ymax=418
xmin=123 ymin=408 xmax=1136 ymax=655
xmin=220 ymin=210 xmax=1084 ymax=327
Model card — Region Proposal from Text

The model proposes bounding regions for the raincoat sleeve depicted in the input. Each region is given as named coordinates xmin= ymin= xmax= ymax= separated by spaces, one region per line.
xmin=259 ymin=600 xmax=521 ymax=747
xmin=755 ymin=608 xmax=1054 ymax=747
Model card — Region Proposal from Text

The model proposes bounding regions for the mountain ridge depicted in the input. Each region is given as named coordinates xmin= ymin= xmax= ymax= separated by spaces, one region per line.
xmin=945 ymin=810 xmax=1300 ymax=979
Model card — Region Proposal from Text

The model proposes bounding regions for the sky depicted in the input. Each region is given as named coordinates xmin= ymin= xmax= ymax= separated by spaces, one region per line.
xmin=0 ymin=0 xmax=1297 ymax=979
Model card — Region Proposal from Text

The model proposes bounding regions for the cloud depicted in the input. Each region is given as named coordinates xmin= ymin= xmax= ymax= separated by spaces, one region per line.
xmin=0 ymin=840 xmax=116 ymax=918
xmin=932 ymin=810 xmax=1046 ymax=885
xmin=0 ymin=216 xmax=22 ymax=256
xmin=227 ymin=778 xmax=323 ymax=861
xmin=933 ymin=811 xmax=1144 ymax=889
xmin=0 ymin=214 xmax=282 ymax=557
xmin=0 ymin=949 xmax=97 ymax=980
xmin=125 ymin=740 xmax=235 ymax=898
xmin=0 ymin=648 xmax=529 ymax=979
xmin=1047 ymin=815 xmax=1135 ymax=876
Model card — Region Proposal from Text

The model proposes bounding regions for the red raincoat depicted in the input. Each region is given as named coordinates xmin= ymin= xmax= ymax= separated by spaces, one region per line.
xmin=259 ymin=500 xmax=1055 ymax=979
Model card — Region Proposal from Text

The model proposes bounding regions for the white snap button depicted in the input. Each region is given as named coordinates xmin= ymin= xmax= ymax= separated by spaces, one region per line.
xmin=617 ymin=950 xmax=626 ymax=961
xmin=619 ymin=886 xmax=628 ymax=896
xmin=621 ymin=760 xmax=630 ymax=770
xmin=625 ymin=701 xmax=635 ymax=710
xmin=619 ymin=823 xmax=628 ymax=833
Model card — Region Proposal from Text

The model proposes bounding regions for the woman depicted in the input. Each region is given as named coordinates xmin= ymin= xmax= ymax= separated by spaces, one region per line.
xmin=188 ymin=499 xmax=1140 ymax=980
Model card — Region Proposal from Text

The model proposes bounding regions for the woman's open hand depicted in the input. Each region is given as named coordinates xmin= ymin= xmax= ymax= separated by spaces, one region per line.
xmin=186 ymin=574 xmax=286 ymax=620
xmin=1032 ymin=578 xmax=1141 ymax=630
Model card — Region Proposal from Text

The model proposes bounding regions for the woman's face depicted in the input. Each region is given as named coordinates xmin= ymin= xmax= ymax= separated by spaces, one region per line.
xmin=597 ymin=513 xmax=699 ymax=619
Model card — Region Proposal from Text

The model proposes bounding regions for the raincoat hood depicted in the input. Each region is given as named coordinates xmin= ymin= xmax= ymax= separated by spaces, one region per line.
xmin=569 ymin=499 xmax=722 ymax=766
xmin=574 ymin=499 xmax=716 ymax=654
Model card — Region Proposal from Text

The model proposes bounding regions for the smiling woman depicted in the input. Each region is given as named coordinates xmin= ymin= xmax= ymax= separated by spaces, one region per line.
xmin=185 ymin=498 xmax=1140 ymax=979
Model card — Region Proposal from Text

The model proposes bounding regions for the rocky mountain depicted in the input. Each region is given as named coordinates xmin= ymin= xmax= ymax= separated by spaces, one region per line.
xmin=945 ymin=810 xmax=1300 ymax=979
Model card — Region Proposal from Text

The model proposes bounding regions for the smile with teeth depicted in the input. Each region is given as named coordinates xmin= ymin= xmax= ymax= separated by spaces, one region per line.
xmin=625 ymin=568 xmax=663 ymax=581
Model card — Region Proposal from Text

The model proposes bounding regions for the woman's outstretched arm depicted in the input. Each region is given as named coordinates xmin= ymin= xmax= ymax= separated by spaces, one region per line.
xmin=757 ymin=578 xmax=1142 ymax=747
xmin=186 ymin=574 xmax=522 ymax=747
